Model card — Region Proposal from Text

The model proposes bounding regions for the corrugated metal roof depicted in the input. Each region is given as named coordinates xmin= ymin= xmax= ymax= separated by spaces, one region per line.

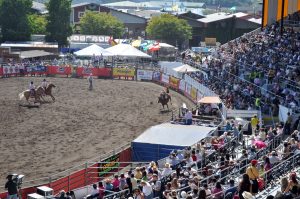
xmin=197 ymin=12 xmax=248 ymax=23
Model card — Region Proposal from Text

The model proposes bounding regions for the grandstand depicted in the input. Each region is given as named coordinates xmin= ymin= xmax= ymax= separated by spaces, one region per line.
xmin=2 ymin=3 xmax=300 ymax=199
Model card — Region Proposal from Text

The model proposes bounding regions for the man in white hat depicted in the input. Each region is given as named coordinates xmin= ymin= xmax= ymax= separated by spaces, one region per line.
xmin=242 ymin=191 xmax=254 ymax=199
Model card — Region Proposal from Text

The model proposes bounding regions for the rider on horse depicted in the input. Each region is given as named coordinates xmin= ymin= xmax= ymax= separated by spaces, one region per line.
xmin=41 ymin=79 xmax=48 ymax=95
xmin=29 ymin=81 xmax=35 ymax=97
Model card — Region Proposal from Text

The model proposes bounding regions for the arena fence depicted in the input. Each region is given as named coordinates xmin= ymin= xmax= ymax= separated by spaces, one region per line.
xmin=0 ymin=65 xmax=223 ymax=198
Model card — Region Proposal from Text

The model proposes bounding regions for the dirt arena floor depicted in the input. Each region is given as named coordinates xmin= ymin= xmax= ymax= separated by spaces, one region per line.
xmin=0 ymin=77 xmax=194 ymax=188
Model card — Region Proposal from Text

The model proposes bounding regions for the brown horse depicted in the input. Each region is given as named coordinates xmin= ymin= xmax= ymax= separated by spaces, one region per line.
xmin=158 ymin=93 xmax=172 ymax=109
xmin=19 ymin=87 xmax=44 ymax=103
xmin=39 ymin=83 xmax=56 ymax=102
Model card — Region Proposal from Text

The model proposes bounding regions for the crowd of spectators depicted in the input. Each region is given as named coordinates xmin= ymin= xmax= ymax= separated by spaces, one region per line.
xmin=183 ymin=13 xmax=300 ymax=117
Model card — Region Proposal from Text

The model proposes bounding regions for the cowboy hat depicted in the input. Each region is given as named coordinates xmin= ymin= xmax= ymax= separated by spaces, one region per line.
xmin=242 ymin=191 xmax=254 ymax=199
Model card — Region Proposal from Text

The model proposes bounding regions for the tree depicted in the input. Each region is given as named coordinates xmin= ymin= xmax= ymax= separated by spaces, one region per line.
xmin=80 ymin=11 xmax=124 ymax=38
xmin=45 ymin=0 xmax=72 ymax=47
xmin=28 ymin=14 xmax=47 ymax=34
xmin=0 ymin=0 xmax=32 ymax=42
xmin=146 ymin=14 xmax=192 ymax=47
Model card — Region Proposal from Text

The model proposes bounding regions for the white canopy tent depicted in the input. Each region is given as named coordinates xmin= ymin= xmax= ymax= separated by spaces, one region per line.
xmin=173 ymin=64 xmax=200 ymax=73
xmin=74 ymin=44 xmax=113 ymax=57
xmin=106 ymin=44 xmax=151 ymax=58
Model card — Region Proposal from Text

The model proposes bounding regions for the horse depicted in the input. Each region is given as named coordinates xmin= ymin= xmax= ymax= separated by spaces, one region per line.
xmin=19 ymin=87 xmax=44 ymax=103
xmin=39 ymin=83 xmax=56 ymax=102
xmin=158 ymin=93 xmax=172 ymax=110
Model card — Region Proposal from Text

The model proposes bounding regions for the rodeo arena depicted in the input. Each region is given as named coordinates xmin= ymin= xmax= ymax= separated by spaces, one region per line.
xmin=2 ymin=3 xmax=300 ymax=199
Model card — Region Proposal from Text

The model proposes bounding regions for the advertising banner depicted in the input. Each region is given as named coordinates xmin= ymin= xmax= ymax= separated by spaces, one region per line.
xmin=190 ymin=87 xmax=197 ymax=101
xmin=112 ymin=68 xmax=135 ymax=77
xmin=179 ymin=80 xmax=186 ymax=92
xmin=3 ymin=65 xmax=19 ymax=74
xmin=197 ymin=90 xmax=204 ymax=102
xmin=48 ymin=66 xmax=72 ymax=75
xmin=185 ymin=83 xmax=191 ymax=96
xmin=26 ymin=65 xmax=46 ymax=74
xmin=161 ymin=73 xmax=169 ymax=84
xmin=98 ymin=154 xmax=120 ymax=177
xmin=152 ymin=71 xmax=161 ymax=81
xmin=98 ymin=68 xmax=111 ymax=77
xmin=76 ymin=67 xmax=98 ymax=77
xmin=137 ymin=69 xmax=153 ymax=81
xmin=169 ymin=76 xmax=180 ymax=89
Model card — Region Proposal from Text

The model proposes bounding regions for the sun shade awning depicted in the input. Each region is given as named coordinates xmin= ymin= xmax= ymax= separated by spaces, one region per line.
xmin=198 ymin=96 xmax=222 ymax=104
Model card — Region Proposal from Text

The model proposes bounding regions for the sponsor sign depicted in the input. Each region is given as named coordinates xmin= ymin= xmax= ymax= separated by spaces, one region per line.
xmin=185 ymin=83 xmax=191 ymax=96
xmin=98 ymin=154 xmax=120 ymax=177
xmin=190 ymin=87 xmax=197 ymax=101
xmin=152 ymin=71 xmax=161 ymax=81
xmin=169 ymin=76 xmax=180 ymax=89
xmin=161 ymin=73 xmax=169 ymax=84
xmin=112 ymin=68 xmax=135 ymax=77
xmin=179 ymin=80 xmax=186 ymax=92
xmin=69 ymin=35 xmax=110 ymax=43
xmin=137 ymin=69 xmax=153 ymax=81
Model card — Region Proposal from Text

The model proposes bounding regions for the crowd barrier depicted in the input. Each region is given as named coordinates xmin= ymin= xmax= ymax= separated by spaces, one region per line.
xmin=0 ymin=65 xmax=221 ymax=198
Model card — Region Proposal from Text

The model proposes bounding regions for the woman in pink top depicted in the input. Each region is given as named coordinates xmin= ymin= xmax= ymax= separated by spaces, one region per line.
xmin=112 ymin=175 xmax=120 ymax=191
xmin=211 ymin=182 xmax=223 ymax=199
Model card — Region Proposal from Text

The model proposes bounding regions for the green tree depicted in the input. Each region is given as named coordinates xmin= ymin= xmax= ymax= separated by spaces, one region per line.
xmin=28 ymin=14 xmax=47 ymax=34
xmin=80 ymin=11 xmax=124 ymax=38
xmin=45 ymin=0 xmax=72 ymax=47
xmin=146 ymin=14 xmax=192 ymax=47
xmin=0 ymin=0 xmax=32 ymax=42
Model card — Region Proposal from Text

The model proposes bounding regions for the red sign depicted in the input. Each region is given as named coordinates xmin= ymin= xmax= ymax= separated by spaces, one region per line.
xmin=76 ymin=67 xmax=111 ymax=77
xmin=47 ymin=66 xmax=71 ymax=75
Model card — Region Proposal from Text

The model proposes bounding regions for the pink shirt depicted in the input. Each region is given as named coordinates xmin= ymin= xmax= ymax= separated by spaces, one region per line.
xmin=112 ymin=179 xmax=120 ymax=190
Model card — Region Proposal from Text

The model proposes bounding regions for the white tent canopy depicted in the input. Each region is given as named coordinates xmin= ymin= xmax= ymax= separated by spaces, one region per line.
xmin=74 ymin=44 xmax=113 ymax=57
xmin=106 ymin=44 xmax=151 ymax=58
xmin=173 ymin=64 xmax=200 ymax=73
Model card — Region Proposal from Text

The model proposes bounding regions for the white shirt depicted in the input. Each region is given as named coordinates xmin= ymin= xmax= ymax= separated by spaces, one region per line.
xmin=269 ymin=155 xmax=281 ymax=164
xmin=42 ymin=81 xmax=47 ymax=88
xmin=91 ymin=188 xmax=98 ymax=196
xmin=29 ymin=84 xmax=35 ymax=90
xmin=142 ymin=182 xmax=153 ymax=196
xmin=161 ymin=167 xmax=173 ymax=177
xmin=185 ymin=111 xmax=192 ymax=120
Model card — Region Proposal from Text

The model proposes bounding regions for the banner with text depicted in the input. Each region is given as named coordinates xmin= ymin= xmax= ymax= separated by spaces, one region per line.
xmin=190 ymin=87 xmax=197 ymax=101
xmin=169 ymin=76 xmax=180 ymax=89
xmin=152 ymin=71 xmax=161 ymax=81
xmin=3 ymin=65 xmax=19 ymax=75
xmin=161 ymin=73 xmax=169 ymax=84
xmin=112 ymin=68 xmax=135 ymax=77
xmin=48 ymin=66 xmax=72 ymax=75
xmin=137 ymin=69 xmax=153 ymax=81
xmin=179 ymin=80 xmax=186 ymax=92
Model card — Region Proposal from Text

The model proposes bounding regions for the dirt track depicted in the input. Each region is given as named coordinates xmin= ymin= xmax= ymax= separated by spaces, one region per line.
xmin=0 ymin=77 xmax=194 ymax=188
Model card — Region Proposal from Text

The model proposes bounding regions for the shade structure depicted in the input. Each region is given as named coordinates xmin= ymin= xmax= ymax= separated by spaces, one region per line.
xmin=74 ymin=44 xmax=113 ymax=57
xmin=20 ymin=50 xmax=53 ymax=59
xmin=106 ymin=44 xmax=151 ymax=58
xmin=198 ymin=96 xmax=222 ymax=104
xmin=149 ymin=45 xmax=160 ymax=52
xmin=173 ymin=64 xmax=200 ymax=73
xmin=132 ymin=123 xmax=216 ymax=161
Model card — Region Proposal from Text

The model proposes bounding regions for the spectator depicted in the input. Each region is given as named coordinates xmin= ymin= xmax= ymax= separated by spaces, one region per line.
xmin=149 ymin=174 xmax=161 ymax=198
xmin=281 ymin=177 xmax=289 ymax=193
xmin=198 ymin=189 xmax=207 ymax=199
xmin=119 ymin=173 xmax=127 ymax=190
xmin=251 ymin=115 xmax=259 ymax=134
xmin=135 ymin=167 xmax=142 ymax=179
xmin=238 ymin=174 xmax=251 ymax=199
xmin=163 ymin=182 xmax=172 ymax=198
xmin=269 ymin=151 xmax=281 ymax=165
xmin=211 ymin=181 xmax=223 ymax=199
xmin=130 ymin=173 xmax=138 ymax=191
xmin=59 ymin=191 xmax=67 ymax=199
xmin=140 ymin=180 xmax=153 ymax=199
xmin=98 ymin=182 xmax=105 ymax=199
xmin=264 ymin=157 xmax=272 ymax=172
xmin=5 ymin=175 xmax=18 ymax=199
xmin=203 ymin=184 xmax=211 ymax=197
xmin=185 ymin=110 xmax=193 ymax=125
xmin=162 ymin=163 xmax=173 ymax=177
xmin=133 ymin=188 xmax=144 ymax=199
xmin=112 ymin=175 xmax=120 ymax=191
xmin=246 ymin=160 xmax=259 ymax=195
xmin=90 ymin=184 xmax=98 ymax=198
xmin=225 ymin=179 xmax=237 ymax=196
xmin=171 ymin=178 xmax=180 ymax=190
xmin=284 ymin=172 xmax=299 ymax=194
xmin=285 ymin=112 xmax=292 ymax=135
